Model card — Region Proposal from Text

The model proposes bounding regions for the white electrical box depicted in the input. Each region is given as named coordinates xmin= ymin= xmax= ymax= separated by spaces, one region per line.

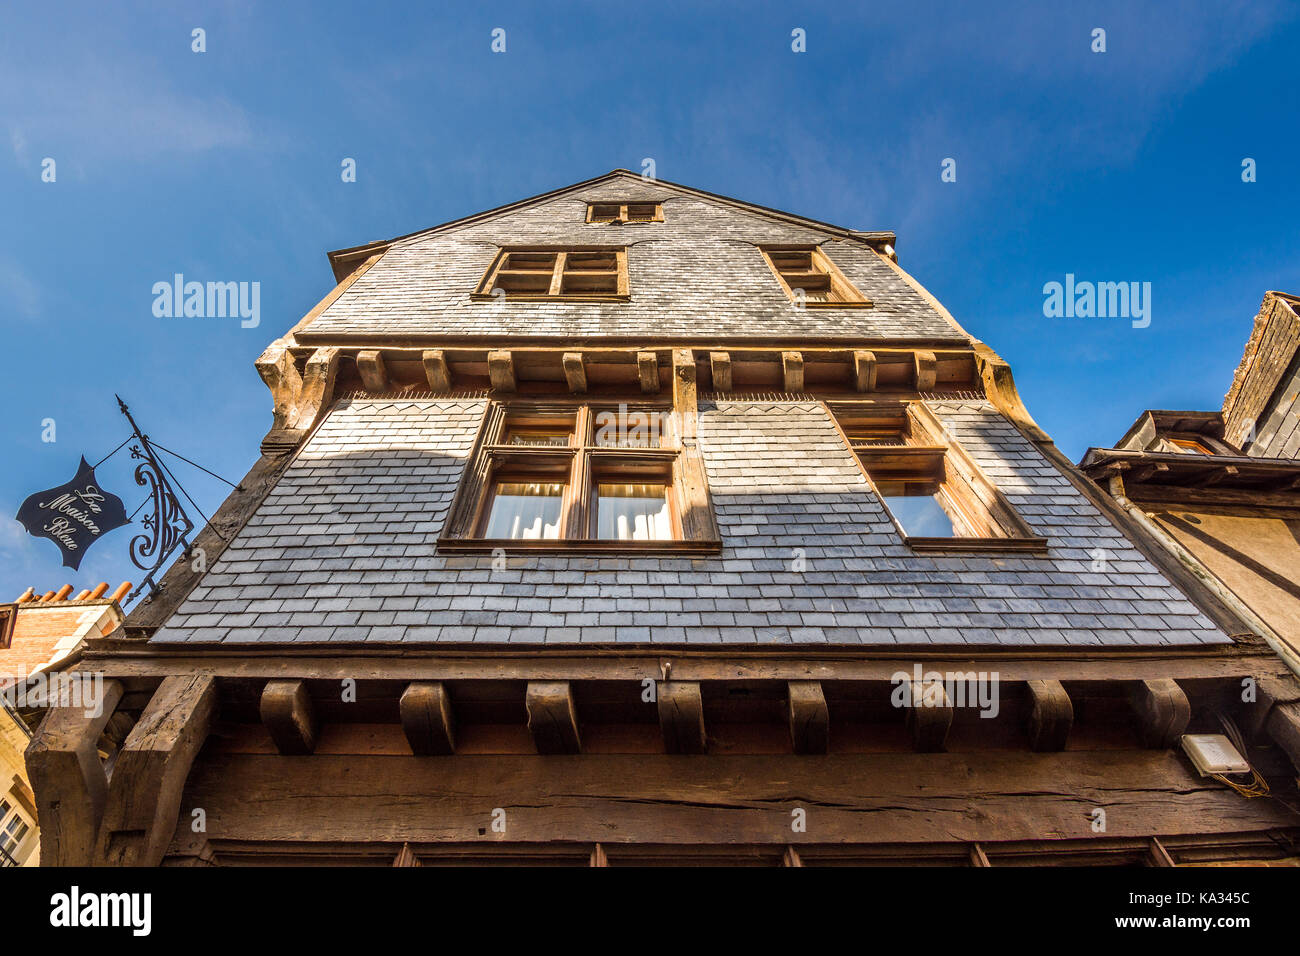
xmin=1180 ymin=734 xmax=1250 ymax=777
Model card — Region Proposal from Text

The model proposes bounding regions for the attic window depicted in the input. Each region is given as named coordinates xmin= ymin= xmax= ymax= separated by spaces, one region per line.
xmin=830 ymin=402 xmax=1046 ymax=552
xmin=761 ymin=246 xmax=872 ymax=308
xmin=473 ymin=247 xmax=629 ymax=301
xmin=1167 ymin=438 xmax=1215 ymax=455
xmin=586 ymin=202 xmax=664 ymax=224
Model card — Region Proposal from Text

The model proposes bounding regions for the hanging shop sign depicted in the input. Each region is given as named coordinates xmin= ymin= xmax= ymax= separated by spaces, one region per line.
xmin=16 ymin=457 xmax=130 ymax=570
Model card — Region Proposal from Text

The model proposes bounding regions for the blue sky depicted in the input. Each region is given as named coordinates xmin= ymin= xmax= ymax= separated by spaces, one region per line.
xmin=2 ymin=1 xmax=1297 ymax=605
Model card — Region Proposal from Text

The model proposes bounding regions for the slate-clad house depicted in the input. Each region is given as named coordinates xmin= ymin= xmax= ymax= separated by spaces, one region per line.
xmin=27 ymin=171 xmax=1300 ymax=866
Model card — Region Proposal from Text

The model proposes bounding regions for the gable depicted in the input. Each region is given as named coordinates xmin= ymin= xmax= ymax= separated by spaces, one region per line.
xmin=299 ymin=172 xmax=966 ymax=345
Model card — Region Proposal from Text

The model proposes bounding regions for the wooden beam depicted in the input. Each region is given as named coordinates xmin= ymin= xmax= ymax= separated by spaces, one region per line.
xmin=657 ymin=680 xmax=707 ymax=754
xmin=783 ymin=846 xmax=804 ymax=867
xmin=672 ymin=349 xmax=697 ymax=437
xmin=969 ymin=843 xmax=991 ymax=867
xmin=399 ymin=681 xmax=456 ymax=755
xmin=590 ymin=843 xmax=608 ymax=867
xmin=1191 ymin=465 xmax=1238 ymax=488
xmin=1130 ymin=461 xmax=1171 ymax=483
xmin=1026 ymin=679 xmax=1073 ymax=752
xmin=24 ymin=680 xmax=125 ymax=866
xmin=293 ymin=346 xmax=340 ymax=429
xmin=95 ymin=675 xmax=216 ymax=867
xmin=787 ymin=680 xmax=829 ymax=754
xmin=903 ymin=680 xmax=953 ymax=752
xmin=254 ymin=346 xmax=303 ymax=431
xmin=914 ymin=350 xmax=937 ymax=391
xmin=1263 ymin=698 xmax=1300 ymax=775
xmin=1130 ymin=678 xmax=1191 ymax=749
xmin=525 ymin=681 xmax=581 ymax=754
xmin=260 ymin=679 xmax=318 ymax=755
xmin=637 ymin=351 xmax=660 ymax=393
xmin=422 ymin=349 xmax=451 ymax=392
xmin=80 ymin=642 xmax=1293 ymax=685
xmin=562 ymin=352 xmax=587 ymax=393
xmin=356 ymin=349 xmax=390 ymax=392
xmin=174 ymin=750 xmax=1300 ymax=852
xmin=1148 ymin=837 xmax=1176 ymax=867
xmin=853 ymin=350 xmax=877 ymax=392
xmin=782 ymin=350 xmax=805 ymax=392
xmin=392 ymin=843 xmax=421 ymax=867
xmin=710 ymin=351 xmax=732 ymax=392
xmin=488 ymin=350 xmax=516 ymax=392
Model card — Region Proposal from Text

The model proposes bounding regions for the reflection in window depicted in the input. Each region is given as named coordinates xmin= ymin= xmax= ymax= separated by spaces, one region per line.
xmin=0 ymin=799 xmax=31 ymax=862
xmin=596 ymin=483 xmax=671 ymax=540
xmin=501 ymin=427 xmax=572 ymax=447
xmin=484 ymin=482 xmax=564 ymax=539
xmin=875 ymin=480 xmax=957 ymax=538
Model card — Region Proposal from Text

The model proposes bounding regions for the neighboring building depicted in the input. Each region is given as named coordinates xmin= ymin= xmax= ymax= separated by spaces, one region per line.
xmin=1080 ymin=291 xmax=1300 ymax=675
xmin=1 ymin=582 xmax=128 ymax=866
xmin=26 ymin=173 xmax=1300 ymax=866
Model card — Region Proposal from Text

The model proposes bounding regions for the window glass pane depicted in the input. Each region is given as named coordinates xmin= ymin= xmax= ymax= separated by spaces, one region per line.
xmin=1 ymin=803 xmax=28 ymax=857
xmin=502 ymin=252 xmax=557 ymax=271
xmin=484 ymin=482 xmax=564 ymax=539
xmin=881 ymin=492 xmax=957 ymax=538
xmin=591 ymin=409 xmax=665 ymax=448
xmin=597 ymin=483 xmax=670 ymax=540
xmin=500 ymin=426 xmax=571 ymax=447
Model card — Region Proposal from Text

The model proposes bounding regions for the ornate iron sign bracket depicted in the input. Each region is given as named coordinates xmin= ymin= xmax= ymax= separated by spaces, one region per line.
xmin=117 ymin=395 xmax=195 ymax=602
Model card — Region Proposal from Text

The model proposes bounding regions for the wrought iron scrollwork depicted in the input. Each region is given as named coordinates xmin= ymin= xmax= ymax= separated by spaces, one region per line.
xmin=118 ymin=396 xmax=195 ymax=602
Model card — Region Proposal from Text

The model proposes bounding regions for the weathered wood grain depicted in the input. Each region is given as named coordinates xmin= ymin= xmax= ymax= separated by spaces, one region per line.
xmin=24 ymin=680 xmax=125 ymax=866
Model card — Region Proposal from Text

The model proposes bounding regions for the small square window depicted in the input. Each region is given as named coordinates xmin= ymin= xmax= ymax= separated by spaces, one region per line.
xmin=1166 ymin=437 xmax=1215 ymax=455
xmin=586 ymin=202 xmax=664 ymax=224
xmin=499 ymin=411 xmax=575 ymax=447
xmin=591 ymin=407 xmax=668 ymax=448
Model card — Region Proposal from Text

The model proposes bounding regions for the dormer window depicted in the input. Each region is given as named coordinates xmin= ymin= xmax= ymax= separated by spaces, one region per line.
xmin=830 ymin=402 xmax=1046 ymax=552
xmin=472 ymin=247 xmax=630 ymax=301
xmin=1167 ymin=437 xmax=1216 ymax=455
xmin=761 ymin=245 xmax=872 ymax=308
xmin=586 ymin=202 xmax=664 ymax=224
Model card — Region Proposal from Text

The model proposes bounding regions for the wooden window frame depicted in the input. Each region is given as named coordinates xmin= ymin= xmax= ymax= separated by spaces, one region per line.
xmin=439 ymin=402 xmax=720 ymax=554
xmin=829 ymin=401 xmax=1047 ymax=553
xmin=472 ymin=247 xmax=630 ymax=302
xmin=586 ymin=202 xmax=664 ymax=224
xmin=1160 ymin=433 xmax=1235 ymax=456
xmin=760 ymin=245 xmax=873 ymax=309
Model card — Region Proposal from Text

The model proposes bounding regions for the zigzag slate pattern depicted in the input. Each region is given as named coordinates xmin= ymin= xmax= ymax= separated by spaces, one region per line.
xmin=152 ymin=397 xmax=1225 ymax=646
